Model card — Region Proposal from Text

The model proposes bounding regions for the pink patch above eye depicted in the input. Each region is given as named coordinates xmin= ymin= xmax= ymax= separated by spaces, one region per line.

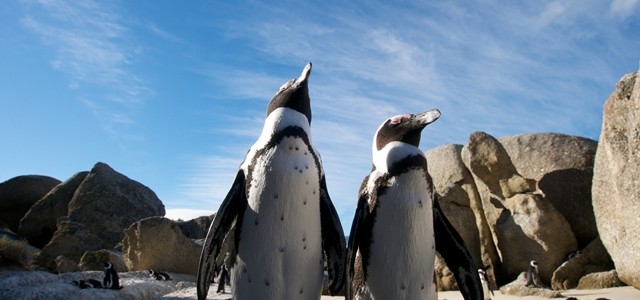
xmin=389 ymin=114 xmax=411 ymax=125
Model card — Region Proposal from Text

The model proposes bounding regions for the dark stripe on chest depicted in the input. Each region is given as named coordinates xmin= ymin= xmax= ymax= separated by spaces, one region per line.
xmin=361 ymin=154 xmax=431 ymax=277
xmin=369 ymin=154 xmax=430 ymax=210
xmin=246 ymin=126 xmax=322 ymax=193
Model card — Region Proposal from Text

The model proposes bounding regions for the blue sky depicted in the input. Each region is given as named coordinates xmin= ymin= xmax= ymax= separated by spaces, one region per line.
xmin=1 ymin=0 xmax=639 ymax=232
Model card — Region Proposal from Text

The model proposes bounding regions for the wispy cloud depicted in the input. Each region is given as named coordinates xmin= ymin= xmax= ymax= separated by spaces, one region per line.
xmin=21 ymin=0 xmax=151 ymax=141
xmin=146 ymin=21 xmax=185 ymax=44
xmin=165 ymin=208 xmax=214 ymax=221
xmin=179 ymin=154 xmax=244 ymax=210
xmin=180 ymin=1 xmax=639 ymax=227
xmin=610 ymin=0 xmax=640 ymax=19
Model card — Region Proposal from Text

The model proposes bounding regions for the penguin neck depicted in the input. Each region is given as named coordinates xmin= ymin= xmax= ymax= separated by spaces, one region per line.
xmin=372 ymin=141 xmax=425 ymax=174
xmin=255 ymin=107 xmax=311 ymax=146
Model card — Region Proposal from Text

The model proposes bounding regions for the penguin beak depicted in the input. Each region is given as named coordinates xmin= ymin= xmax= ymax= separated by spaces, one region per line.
xmin=296 ymin=62 xmax=312 ymax=84
xmin=410 ymin=109 xmax=441 ymax=128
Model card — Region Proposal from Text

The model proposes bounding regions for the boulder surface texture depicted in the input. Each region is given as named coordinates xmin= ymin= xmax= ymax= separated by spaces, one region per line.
xmin=593 ymin=72 xmax=640 ymax=289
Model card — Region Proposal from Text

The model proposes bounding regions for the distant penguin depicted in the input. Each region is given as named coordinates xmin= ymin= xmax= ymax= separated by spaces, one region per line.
xmin=478 ymin=269 xmax=493 ymax=300
xmin=149 ymin=269 xmax=172 ymax=281
xmin=217 ymin=263 xmax=230 ymax=293
xmin=346 ymin=110 xmax=483 ymax=300
xmin=525 ymin=260 xmax=540 ymax=287
xmin=73 ymin=279 xmax=103 ymax=289
xmin=73 ymin=280 xmax=90 ymax=289
xmin=565 ymin=250 xmax=581 ymax=261
xmin=196 ymin=63 xmax=346 ymax=300
xmin=86 ymin=279 xmax=104 ymax=289
xmin=103 ymin=261 xmax=122 ymax=289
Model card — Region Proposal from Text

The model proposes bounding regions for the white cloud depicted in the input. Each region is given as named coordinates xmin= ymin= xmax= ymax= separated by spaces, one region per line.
xmin=178 ymin=154 xmax=243 ymax=210
xmin=532 ymin=1 xmax=569 ymax=29
xmin=165 ymin=208 xmax=214 ymax=221
xmin=186 ymin=1 xmax=640 ymax=223
xmin=22 ymin=0 xmax=150 ymax=142
xmin=610 ymin=0 xmax=640 ymax=19
xmin=146 ymin=22 xmax=184 ymax=44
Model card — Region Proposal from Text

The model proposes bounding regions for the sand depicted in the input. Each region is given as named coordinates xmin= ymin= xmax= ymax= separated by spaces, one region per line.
xmin=317 ymin=286 xmax=640 ymax=300
xmin=2 ymin=268 xmax=637 ymax=299
xmin=172 ymin=285 xmax=640 ymax=299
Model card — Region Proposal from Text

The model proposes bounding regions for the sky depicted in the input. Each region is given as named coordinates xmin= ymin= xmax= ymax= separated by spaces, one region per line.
xmin=1 ymin=0 xmax=639 ymax=232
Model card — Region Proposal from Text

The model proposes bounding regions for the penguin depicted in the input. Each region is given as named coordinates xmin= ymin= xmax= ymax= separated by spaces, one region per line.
xmin=565 ymin=250 xmax=581 ymax=261
xmin=196 ymin=63 xmax=346 ymax=300
xmin=478 ymin=269 xmax=494 ymax=300
xmin=217 ymin=262 xmax=230 ymax=293
xmin=86 ymin=279 xmax=104 ymax=289
xmin=346 ymin=110 xmax=483 ymax=300
xmin=525 ymin=260 xmax=540 ymax=287
xmin=103 ymin=261 xmax=122 ymax=290
xmin=72 ymin=279 xmax=103 ymax=289
xmin=149 ymin=269 xmax=172 ymax=281
xmin=72 ymin=280 xmax=91 ymax=289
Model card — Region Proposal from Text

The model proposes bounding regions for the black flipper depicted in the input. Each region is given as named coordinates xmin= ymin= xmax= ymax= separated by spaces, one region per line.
xmin=319 ymin=175 xmax=347 ymax=295
xmin=196 ymin=169 xmax=247 ymax=300
xmin=434 ymin=195 xmax=483 ymax=300
xmin=346 ymin=190 xmax=368 ymax=300
xmin=346 ymin=177 xmax=372 ymax=300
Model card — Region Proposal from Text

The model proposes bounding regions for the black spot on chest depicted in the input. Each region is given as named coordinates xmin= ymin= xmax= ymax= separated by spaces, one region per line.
xmin=246 ymin=126 xmax=322 ymax=192
xmin=360 ymin=154 xmax=432 ymax=277
xmin=369 ymin=154 xmax=430 ymax=210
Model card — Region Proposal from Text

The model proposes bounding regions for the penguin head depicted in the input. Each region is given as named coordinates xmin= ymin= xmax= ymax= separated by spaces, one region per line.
xmin=374 ymin=109 xmax=441 ymax=151
xmin=266 ymin=63 xmax=312 ymax=124
xmin=530 ymin=260 xmax=538 ymax=269
xmin=149 ymin=269 xmax=155 ymax=275
xmin=104 ymin=261 xmax=112 ymax=270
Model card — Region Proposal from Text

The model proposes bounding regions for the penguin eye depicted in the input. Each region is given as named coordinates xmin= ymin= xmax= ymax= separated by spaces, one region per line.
xmin=389 ymin=114 xmax=410 ymax=125
xmin=278 ymin=80 xmax=295 ymax=93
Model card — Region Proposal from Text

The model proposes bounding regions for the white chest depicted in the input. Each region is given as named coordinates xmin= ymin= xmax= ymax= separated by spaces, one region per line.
xmin=234 ymin=135 xmax=324 ymax=299
xmin=366 ymin=169 xmax=436 ymax=299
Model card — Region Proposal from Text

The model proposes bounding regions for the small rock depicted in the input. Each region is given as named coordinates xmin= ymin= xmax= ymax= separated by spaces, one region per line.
xmin=55 ymin=255 xmax=80 ymax=273
xmin=500 ymin=272 xmax=562 ymax=298
xmin=577 ymin=270 xmax=625 ymax=290
xmin=78 ymin=249 xmax=126 ymax=272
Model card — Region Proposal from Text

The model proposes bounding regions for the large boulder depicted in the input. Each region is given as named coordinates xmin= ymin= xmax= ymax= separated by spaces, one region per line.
xmin=36 ymin=162 xmax=165 ymax=271
xmin=462 ymin=131 xmax=576 ymax=284
xmin=463 ymin=131 xmax=537 ymax=200
xmin=177 ymin=215 xmax=213 ymax=239
xmin=426 ymin=144 xmax=499 ymax=286
xmin=0 ymin=175 xmax=61 ymax=232
xmin=550 ymin=237 xmax=614 ymax=290
xmin=593 ymin=72 xmax=640 ymax=289
xmin=18 ymin=172 xmax=89 ymax=248
xmin=122 ymin=217 xmax=201 ymax=275
xmin=495 ymin=193 xmax=576 ymax=284
xmin=36 ymin=217 xmax=104 ymax=271
xmin=500 ymin=133 xmax=598 ymax=248
xmin=462 ymin=132 xmax=537 ymax=244
xmin=68 ymin=162 xmax=165 ymax=247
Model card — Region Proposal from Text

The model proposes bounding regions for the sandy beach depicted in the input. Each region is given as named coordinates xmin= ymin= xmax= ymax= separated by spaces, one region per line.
xmin=317 ymin=286 xmax=640 ymax=300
